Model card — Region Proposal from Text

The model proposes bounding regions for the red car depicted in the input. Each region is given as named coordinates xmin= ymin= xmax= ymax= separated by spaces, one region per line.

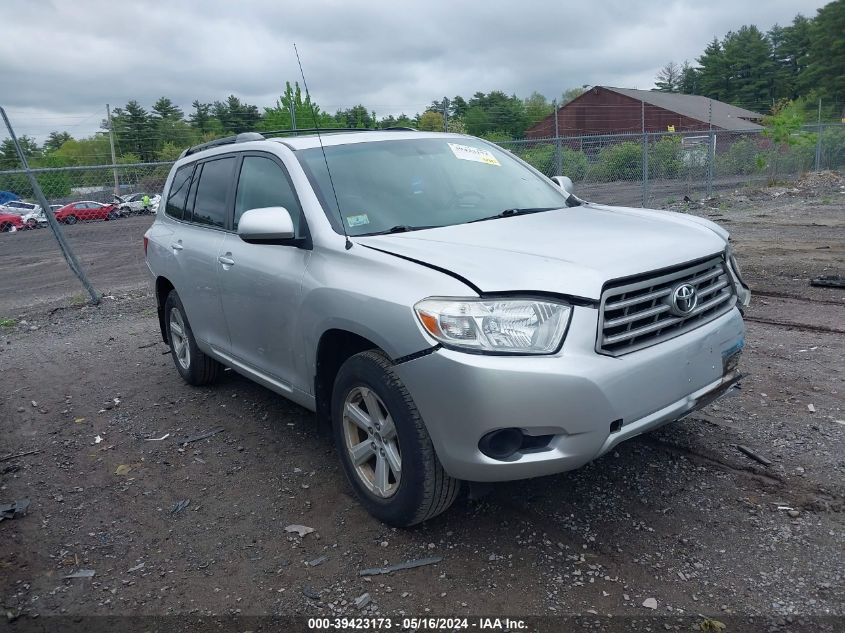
xmin=53 ymin=201 xmax=121 ymax=224
xmin=0 ymin=212 xmax=24 ymax=232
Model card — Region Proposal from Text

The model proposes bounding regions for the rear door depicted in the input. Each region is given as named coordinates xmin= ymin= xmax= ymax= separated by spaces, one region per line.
xmin=171 ymin=156 xmax=237 ymax=354
xmin=216 ymin=153 xmax=311 ymax=392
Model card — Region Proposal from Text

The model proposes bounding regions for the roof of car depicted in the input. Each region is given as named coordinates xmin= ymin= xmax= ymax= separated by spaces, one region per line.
xmin=269 ymin=130 xmax=465 ymax=150
xmin=178 ymin=130 xmax=470 ymax=161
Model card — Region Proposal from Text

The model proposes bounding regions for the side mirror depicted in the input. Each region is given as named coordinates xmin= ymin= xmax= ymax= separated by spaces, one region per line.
xmin=237 ymin=207 xmax=295 ymax=242
xmin=551 ymin=176 xmax=574 ymax=195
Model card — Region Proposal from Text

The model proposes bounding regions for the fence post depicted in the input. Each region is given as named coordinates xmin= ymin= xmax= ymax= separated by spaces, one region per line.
xmin=0 ymin=106 xmax=101 ymax=305
xmin=553 ymin=99 xmax=562 ymax=176
xmin=641 ymin=101 xmax=648 ymax=207
xmin=706 ymin=130 xmax=716 ymax=198
xmin=815 ymin=98 xmax=823 ymax=171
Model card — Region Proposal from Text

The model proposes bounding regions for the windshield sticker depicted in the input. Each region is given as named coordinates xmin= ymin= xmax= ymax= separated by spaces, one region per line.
xmin=448 ymin=143 xmax=501 ymax=166
xmin=346 ymin=213 xmax=370 ymax=227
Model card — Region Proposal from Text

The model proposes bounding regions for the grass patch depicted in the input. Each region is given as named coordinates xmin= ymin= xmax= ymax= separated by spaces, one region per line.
xmin=0 ymin=318 xmax=17 ymax=328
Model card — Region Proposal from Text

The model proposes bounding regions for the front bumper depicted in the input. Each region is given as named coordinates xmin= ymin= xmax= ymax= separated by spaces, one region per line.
xmin=394 ymin=305 xmax=745 ymax=481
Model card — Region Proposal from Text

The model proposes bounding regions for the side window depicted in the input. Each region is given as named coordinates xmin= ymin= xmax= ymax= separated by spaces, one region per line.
xmin=165 ymin=164 xmax=194 ymax=220
xmin=193 ymin=157 xmax=236 ymax=228
xmin=184 ymin=164 xmax=202 ymax=223
xmin=234 ymin=156 xmax=302 ymax=232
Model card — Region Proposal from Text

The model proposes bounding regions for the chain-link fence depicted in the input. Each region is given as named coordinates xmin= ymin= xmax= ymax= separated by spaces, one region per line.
xmin=1 ymin=125 xmax=844 ymax=312
xmin=500 ymin=123 xmax=845 ymax=207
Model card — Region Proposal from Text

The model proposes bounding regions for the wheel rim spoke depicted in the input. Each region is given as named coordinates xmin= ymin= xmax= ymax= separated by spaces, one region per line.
xmin=384 ymin=441 xmax=401 ymax=475
xmin=344 ymin=401 xmax=371 ymax=431
xmin=380 ymin=414 xmax=397 ymax=440
xmin=349 ymin=439 xmax=375 ymax=466
xmin=361 ymin=389 xmax=384 ymax=423
xmin=374 ymin=454 xmax=390 ymax=496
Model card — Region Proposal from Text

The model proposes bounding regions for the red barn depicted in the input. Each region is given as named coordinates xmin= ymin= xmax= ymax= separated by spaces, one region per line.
xmin=526 ymin=86 xmax=764 ymax=138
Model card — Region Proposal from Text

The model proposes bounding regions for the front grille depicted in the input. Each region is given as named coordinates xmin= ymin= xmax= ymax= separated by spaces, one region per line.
xmin=597 ymin=255 xmax=736 ymax=356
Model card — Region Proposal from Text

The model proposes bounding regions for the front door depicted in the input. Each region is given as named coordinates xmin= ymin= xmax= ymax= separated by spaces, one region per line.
xmin=216 ymin=153 xmax=311 ymax=392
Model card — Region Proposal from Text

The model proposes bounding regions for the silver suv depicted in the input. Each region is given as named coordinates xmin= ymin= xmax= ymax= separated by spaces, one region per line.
xmin=144 ymin=130 xmax=750 ymax=526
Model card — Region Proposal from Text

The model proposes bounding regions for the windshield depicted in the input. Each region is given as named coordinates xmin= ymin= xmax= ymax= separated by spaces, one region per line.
xmin=296 ymin=138 xmax=567 ymax=236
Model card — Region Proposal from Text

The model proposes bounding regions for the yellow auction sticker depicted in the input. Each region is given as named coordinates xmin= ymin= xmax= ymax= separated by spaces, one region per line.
xmin=448 ymin=142 xmax=501 ymax=166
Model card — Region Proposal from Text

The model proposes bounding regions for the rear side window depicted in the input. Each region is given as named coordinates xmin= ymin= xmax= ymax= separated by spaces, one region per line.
xmin=165 ymin=164 xmax=194 ymax=220
xmin=234 ymin=156 xmax=302 ymax=232
xmin=192 ymin=157 xmax=236 ymax=228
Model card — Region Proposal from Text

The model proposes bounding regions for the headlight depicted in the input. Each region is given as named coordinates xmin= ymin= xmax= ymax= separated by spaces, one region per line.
xmin=414 ymin=297 xmax=571 ymax=354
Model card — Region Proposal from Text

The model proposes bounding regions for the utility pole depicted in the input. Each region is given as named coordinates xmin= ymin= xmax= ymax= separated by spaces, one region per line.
xmin=814 ymin=98 xmax=822 ymax=171
xmin=443 ymin=97 xmax=449 ymax=132
xmin=106 ymin=104 xmax=119 ymax=197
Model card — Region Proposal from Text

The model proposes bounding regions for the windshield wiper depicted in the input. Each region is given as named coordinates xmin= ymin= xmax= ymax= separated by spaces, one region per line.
xmin=467 ymin=207 xmax=560 ymax=224
xmin=362 ymin=224 xmax=438 ymax=236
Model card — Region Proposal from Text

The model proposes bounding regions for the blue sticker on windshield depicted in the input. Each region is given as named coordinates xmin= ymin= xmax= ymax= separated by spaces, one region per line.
xmin=346 ymin=214 xmax=370 ymax=227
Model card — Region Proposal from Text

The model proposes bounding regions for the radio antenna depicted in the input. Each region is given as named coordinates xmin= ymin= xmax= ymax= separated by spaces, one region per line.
xmin=294 ymin=43 xmax=352 ymax=250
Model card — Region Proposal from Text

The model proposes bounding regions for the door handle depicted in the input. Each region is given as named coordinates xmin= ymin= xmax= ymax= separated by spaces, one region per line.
xmin=171 ymin=241 xmax=183 ymax=251
xmin=218 ymin=255 xmax=235 ymax=266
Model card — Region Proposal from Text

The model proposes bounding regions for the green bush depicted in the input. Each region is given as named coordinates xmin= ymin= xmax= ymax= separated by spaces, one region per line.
xmin=820 ymin=126 xmax=845 ymax=170
xmin=716 ymin=138 xmax=765 ymax=177
xmin=514 ymin=144 xmax=588 ymax=181
xmin=594 ymin=141 xmax=642 ymax=181
xmin=648 ymin=135 xmax=682 ymax=179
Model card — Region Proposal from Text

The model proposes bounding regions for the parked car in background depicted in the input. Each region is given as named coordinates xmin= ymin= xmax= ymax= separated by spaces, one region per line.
xmin=22 ymin=207 xmax=47 ymax=229
xmin=0 ymin=211 xmax=24 ymax=232
xmin=117 ymin=193 xmax=160 ymax=215
xmin=145 ymin=130 xmax=750 ymax=526
xmin=0 ymin=200 xmax=41 ymax=215
xmin=53 ymin=201 xmax=120 ymax=224
xmin=0 ymin=200 xmax=45 ymax=229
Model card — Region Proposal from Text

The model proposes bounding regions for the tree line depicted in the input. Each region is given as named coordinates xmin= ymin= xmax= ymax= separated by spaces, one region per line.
xmin=0 ymin=83 xmax=585 ymax=169
xmin=654 ymin=0 xmax=844 ymax=117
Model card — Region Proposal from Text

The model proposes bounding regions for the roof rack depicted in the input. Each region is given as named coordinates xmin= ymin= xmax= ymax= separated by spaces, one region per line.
xmin=179 ymin=126 xmax=421 ymax=158
xmin=179 ymin=132 xmax=263 ymax=158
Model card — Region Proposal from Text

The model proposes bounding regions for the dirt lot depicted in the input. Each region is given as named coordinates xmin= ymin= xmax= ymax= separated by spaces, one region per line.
xmin=1 ymin=174 xmax=843 ymax=630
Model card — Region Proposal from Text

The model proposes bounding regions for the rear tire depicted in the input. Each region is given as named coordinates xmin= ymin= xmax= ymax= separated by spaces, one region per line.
xmin=107 ymin=210 xmax=119 ymax=220
xmin=0 ymin=222 xmax=10 ymax=232
xmin=164 ymin=291 xmax=220 ymax=386
xmin=331 ymin=350 xmax=460 ymax=527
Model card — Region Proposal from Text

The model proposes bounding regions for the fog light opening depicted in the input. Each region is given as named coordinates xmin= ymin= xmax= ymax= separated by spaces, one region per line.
xmin=609 ymin=419 xmax=623 ymax=434
xmin=478 ymin=428 xmax=524 ymax=460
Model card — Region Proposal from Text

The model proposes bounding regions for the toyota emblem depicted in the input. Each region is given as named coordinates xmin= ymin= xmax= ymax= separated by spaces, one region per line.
xmin=670 ymin=283 xmax=698 ymax=315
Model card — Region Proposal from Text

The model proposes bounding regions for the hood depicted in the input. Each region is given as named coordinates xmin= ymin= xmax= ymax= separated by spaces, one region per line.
xmin=355 ymin=204 xmax=728 ymax=301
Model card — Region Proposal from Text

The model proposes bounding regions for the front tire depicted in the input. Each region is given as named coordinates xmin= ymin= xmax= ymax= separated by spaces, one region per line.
xmin=64 ymin=215 xmax=77 ymax=225
xmin=331 ymin=350 xmax=460 ymax=527
xmin=164 ymin=291 xmax=220 ymax=386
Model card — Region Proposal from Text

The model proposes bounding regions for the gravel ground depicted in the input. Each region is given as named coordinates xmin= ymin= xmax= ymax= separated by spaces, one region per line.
xmin=0 ymin=174 xmax=843 ymax=630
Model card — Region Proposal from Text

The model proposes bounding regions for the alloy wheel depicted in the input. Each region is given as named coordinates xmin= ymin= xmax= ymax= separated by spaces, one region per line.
xmin=168 ymin=307 xmax=191 ymax=370
xmin=342 ymin=386 xmax=402 ymax=498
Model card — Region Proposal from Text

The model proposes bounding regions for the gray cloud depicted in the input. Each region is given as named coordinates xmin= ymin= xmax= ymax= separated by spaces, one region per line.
xmin=1 ymin=0 xmax=828 ymax=140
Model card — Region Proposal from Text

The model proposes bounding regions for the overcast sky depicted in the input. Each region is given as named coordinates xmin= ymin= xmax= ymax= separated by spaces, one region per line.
xmin=1 ymin=0 xmax=829 ymax=142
